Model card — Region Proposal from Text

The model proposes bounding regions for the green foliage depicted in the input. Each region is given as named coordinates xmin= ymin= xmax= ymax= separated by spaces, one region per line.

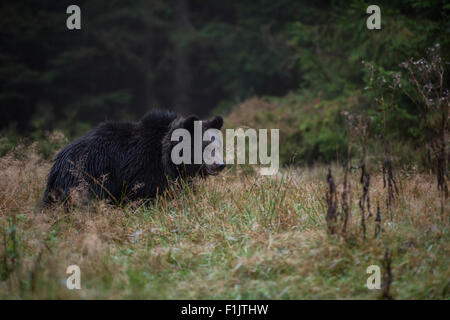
xmin=1 ymin=0 xmax=449 ymax=165
xmin=284 ymin=99 xmax=348 ymax=165
xmin=0 ymin=129 xmax=68 ymax=160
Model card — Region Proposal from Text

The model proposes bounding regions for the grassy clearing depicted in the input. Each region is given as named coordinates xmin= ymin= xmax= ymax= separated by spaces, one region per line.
xmin=0 ymin=145 xmax=448 ymax=299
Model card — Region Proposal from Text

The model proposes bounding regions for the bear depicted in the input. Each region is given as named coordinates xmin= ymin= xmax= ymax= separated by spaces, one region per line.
xmin=42 ymin=110 xmax=225 ymax=206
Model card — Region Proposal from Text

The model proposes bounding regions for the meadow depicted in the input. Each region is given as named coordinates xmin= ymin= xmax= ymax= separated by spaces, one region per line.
xmin=0 ymin=143 xmax=448 ymax=299
xmin=1 ymin=0 xmax=448 ymax=301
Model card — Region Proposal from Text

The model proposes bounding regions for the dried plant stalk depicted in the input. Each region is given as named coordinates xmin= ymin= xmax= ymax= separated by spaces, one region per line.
xmin=326 ymin=169 xmax=338 ymax=235
xmin=341 ymin=159 xmax=351 ymax=235
xmin=374 ymin=202 xmax=381 ymax=237
xmin=382 ymin=248 xmax=393 ymax=300
xmin=401 ymin=44 xmax=448 ymax=216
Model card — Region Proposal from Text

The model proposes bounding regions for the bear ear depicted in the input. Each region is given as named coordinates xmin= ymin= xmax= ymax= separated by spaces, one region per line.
xmin=182 ymin=115 xmax=199 ymax=133
xmin=210 ymin=115 xmax=223 ymax=129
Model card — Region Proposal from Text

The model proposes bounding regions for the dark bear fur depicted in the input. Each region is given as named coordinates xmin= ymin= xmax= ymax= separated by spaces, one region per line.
xmin=42 ymin=110 xmax=224 ymax=206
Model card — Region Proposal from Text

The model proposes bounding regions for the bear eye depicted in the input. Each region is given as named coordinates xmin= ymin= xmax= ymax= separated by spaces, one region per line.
xmin=211 ymin=136 xmax=215 ymax=142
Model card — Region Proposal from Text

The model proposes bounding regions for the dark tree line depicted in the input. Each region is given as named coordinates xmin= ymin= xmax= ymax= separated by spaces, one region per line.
xmin=0 ymin=0 xmax=448 ymax=140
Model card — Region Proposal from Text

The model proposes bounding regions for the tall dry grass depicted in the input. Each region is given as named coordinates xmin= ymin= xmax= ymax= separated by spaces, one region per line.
xmin=0 ymin=144 xmax=448 ymax=299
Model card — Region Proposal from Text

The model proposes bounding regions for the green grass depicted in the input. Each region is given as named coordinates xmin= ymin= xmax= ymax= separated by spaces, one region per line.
xmin=0 ymin=147 xmax=448 ymax=299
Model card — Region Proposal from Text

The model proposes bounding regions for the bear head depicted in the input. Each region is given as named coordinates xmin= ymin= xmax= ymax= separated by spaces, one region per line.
xmin=163 ymin=114 xmax=225 ymax=179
